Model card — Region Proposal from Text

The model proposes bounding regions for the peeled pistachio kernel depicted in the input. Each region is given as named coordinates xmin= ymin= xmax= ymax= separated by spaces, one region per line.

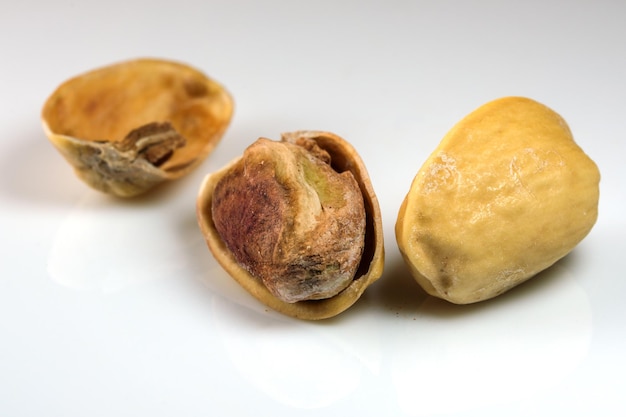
xmin=396 ymin=97 xmax=600 ymax=304
xmin=197 ymin=131 xmax=384 ymax=320
xmin=42 ymin=58 xmax=233 ymax=197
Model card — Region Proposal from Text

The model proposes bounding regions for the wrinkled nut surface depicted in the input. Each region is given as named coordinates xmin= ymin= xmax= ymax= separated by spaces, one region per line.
xmin=197 ymin=131 xmax=384 ymax=320
xmin=42 ymin=58 xmax=234 ymax=197
xmin=396 ymin=97 xmax=600 ymax=304
xmin=212 ymin=137 xmax=366 ymax=303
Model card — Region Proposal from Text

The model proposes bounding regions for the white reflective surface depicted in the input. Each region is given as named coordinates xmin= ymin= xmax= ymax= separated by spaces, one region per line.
xmin=1 ymin=1 xmax=625 ymax=416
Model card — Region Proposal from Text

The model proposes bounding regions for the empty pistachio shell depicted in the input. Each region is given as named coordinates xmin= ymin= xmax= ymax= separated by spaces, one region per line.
xmin=42 ymin=58 xmax=234 ymax=197
xmin=197 ymin=131 xmax=384 ymax=320
xmin=396 ymin=97 xmax=600 ymax=304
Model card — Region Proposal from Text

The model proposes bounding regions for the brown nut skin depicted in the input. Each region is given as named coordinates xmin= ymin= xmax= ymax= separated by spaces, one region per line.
xmin=396 ymin=97 xmax=600 ymax=304
xmin=42 ymin=58 xmax=234 ymax=197
xmin=196 ymin=131 xmax=384 ymax=320
xmin=211 ymin=137 xmax=367 ymax=303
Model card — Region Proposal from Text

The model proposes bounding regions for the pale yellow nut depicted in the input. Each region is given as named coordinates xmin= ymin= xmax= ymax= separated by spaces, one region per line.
xmin=396 ymin=97 xmax=600 ymax=304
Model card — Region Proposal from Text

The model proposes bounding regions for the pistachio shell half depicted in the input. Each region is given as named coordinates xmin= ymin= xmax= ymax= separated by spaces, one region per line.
xmin=42 ymin=58 xmax=234 ymax=197
xmin=197 ymin=131 xmax=384 ymax=320
xmin=396 ymin=97 xmax=600 ymax=304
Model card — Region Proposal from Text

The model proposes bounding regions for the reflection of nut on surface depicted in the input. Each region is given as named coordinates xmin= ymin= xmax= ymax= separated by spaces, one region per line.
xmin=197 ymin=131 xmax=384 ymax=320
xmin=42 ymin=58 xmax=234 ymax=197
xmin=396 ymin=97 xmax=600 ymax=304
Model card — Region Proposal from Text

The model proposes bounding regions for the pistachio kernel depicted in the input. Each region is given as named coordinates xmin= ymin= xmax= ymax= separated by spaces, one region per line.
xmin=211 ymin=137 xmax=366 ymax=303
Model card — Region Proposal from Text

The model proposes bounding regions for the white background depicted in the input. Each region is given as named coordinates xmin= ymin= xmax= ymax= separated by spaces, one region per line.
xmin=1 ymin=1 xmax=625 ymax=416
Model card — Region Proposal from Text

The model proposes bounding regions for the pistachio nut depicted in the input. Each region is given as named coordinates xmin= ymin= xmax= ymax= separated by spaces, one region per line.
xmin=42 ymin=58 xmax=233 ymax=197
xmin=197 ymin=131 xmax=384 ymax=320
xmin=396 ymin=97 xmax=600 ymax=304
